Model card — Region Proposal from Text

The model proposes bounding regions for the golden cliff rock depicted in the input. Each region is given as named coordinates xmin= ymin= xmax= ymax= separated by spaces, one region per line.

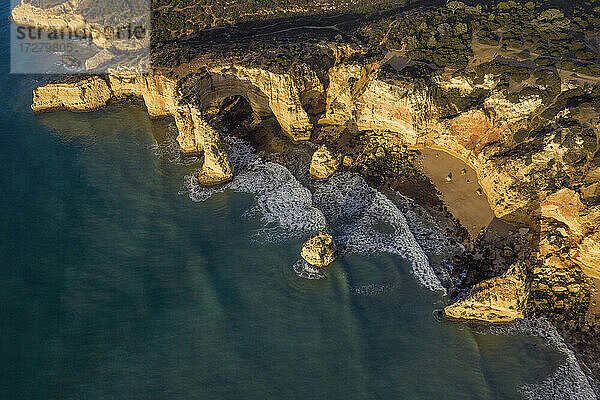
xmin=301 ymin=232 xmax=337 ymax=268
xmin=444 ymin=262 xmax=529 ymax=324
xmin=309 ymin=145 xmax=341 ymax=179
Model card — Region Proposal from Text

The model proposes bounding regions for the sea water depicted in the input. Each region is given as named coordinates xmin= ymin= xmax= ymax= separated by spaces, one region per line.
xmin=0 ymin=14 xmax=597 ymax=400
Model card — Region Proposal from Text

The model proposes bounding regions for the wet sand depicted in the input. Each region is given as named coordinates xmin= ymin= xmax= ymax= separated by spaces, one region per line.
xmin=420 ymin=149 xmax=494 ymax=238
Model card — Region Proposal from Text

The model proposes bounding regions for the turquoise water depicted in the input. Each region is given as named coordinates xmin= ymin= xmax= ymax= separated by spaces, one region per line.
xmin=0 ymin=14 xmax=593 ymax=400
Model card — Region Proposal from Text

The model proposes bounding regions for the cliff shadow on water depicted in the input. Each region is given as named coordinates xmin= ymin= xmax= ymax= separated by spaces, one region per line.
xmin=4 ymin=79 xmax=596 ymax=398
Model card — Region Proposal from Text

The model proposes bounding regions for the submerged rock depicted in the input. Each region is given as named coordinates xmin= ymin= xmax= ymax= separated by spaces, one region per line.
xmin=301 ymin=232 xmax=337 ymax=268
xmin=444 ymin=262 xmax=529 ymax=324
xmin=309 ymin=145 xmax=341 ymax=179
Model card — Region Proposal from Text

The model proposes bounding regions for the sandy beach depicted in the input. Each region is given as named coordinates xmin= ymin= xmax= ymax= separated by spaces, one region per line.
xmin=420 ymin=149 xmax=494 ymax=238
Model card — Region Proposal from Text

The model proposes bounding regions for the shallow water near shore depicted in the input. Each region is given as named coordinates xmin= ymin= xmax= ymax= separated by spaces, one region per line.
xmin=0 ymin=17 xmax=597 ymax=400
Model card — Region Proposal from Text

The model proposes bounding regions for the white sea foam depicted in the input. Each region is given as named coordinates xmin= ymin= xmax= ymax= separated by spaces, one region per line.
xmin=392 ymin=193 xmax=455 ymax=257
xmin=292 ymin=259 xmax=328 ymax=280
xmin=350 ymin=282 xmax=398 ymax=296
xmin=181 ymin=137 xmax=326 ymax=241
xmin=312 ymin=173 xmax=445 ymax=293
xmin=150 ymin=122 xmax=198 ymax=165
xmin=490 ymin=318 xmax=598 ymax=400
xmin=178 ymin=138 xmax=445 ymax=291
xmin=232 ymin=161 xmax=327 ymax=242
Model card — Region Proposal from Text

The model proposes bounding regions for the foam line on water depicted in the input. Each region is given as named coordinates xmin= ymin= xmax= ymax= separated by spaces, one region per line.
xmin=392 ymin=192 xmax=456 ymax=257
xmin=312 ymin=173 xmax=445 ymax=293
xmin=151 ymin=122 xmax=199 ymax=165
xmin=179 ymin=138 xmax=445 ymax=291
xmin=490 ymin=318 xmax=598 ymax=400
xmin=350 ymin=282 xmax=398 ymax=297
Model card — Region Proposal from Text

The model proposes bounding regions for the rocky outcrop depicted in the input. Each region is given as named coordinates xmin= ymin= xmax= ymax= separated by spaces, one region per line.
xmin=205 ymin=65 xmax=317 ymax=141
xmin=11 ymin=1 xmax=98 ymax=44
xmin=574 ymin=232 xmax=600 ymax=280
xmin=29 ymin=58 xmax=600 ymax=280
xmin=309 ymin=145 xmax=341 ymax=179
xmin=541 ymin=189 xmax=588 ymax=237
xmin=188 ymin=106 xmax=233 ymax=186
xmin=11 ymin=0 xmax=150 ymax=72
xmin=31 ymin=73 xmax=180 ymax=115
xmin=31 ymin=66 xmax=315 ymax=140
xmin=32 ymin=73 xmax=234 ymax=186
xmin=320 ymin=61 xmax=600 ymax=293
xmin=31 ymin=76 xmax=113 ymax=113
xmin=28 ymin=55 xmax=600 ymax=280
xmin=444 ymin=262 xmax=529 ymax=324
xmin=301 ymin=232 xmax=337 ymax=268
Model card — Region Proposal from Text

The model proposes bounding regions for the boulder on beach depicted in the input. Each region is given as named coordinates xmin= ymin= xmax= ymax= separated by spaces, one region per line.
xmin=309 ymin=145 xmax=341 ymax=179
xmin=301 ymin=232 xmax=338 ymax=268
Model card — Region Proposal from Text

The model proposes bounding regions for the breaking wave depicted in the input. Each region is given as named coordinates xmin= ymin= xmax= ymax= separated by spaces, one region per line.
xmin=393 ymin=192 xmax=456 ymax=258
xmin=292 ymin=259 xmax=328 ymax=280
xmin=312 ymin=173 xmax=445 ymax=293
xmin=179 ymin=137 xmax=445 ymax=291
xmin=491 ymin=318 xmax=598 ymax=400
xmin=180 ymin=137 xmax=326 ymax=242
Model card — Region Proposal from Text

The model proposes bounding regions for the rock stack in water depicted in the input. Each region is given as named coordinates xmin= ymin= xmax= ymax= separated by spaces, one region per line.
xmin=191 ymin=112 xmax=233 ymax=187
xmin=301 ymin=232 xmax=338 ymax=268
xmin=309 ymin=145 xmax=341 ymax=179
xmin=175 ymin=105 xmax=234 ymax=187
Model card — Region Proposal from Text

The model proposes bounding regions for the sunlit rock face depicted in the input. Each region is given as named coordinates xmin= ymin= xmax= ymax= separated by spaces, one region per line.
xmin=574 ymin=232 xmax=600 ymax=280
xmin=301 ymin=232 xmax=337 ymax=268
xmin=32 ymin=76 xmax=113 ymax=112
xmin=309 ymin=145 xmax=341 ymax=179
xmin=188 ymin=106 xmax=233 ymax=187
xmin=444 ymin=262 xmax=529 ymax=324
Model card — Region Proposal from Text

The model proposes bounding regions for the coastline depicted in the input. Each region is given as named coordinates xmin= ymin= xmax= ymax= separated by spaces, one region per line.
xmin=28 ymin=69 xmax=600 ymax=381
xmin=9 ymin=0 xmax=600 ymax=391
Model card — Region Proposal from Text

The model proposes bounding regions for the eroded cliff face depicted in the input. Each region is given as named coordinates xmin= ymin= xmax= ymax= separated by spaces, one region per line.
xmin=11 ymin=1 xmax=93 ymax=42
xmin=324 ymin=62 xmax=600 ymax=286
xmin=27 ymin=40 xmax=600 ymax=323
xmin=444 ymin=262 xmax=529 ymax=324
xmin=31 ymin=72 xmax=236 ymax=185
xmin=180 ymin=65 xmax=317 ymax=141
xmin=31 ymin=76 xmax=113 ymax=112
xmin=11 ymin=0 xmax=148 ymax=52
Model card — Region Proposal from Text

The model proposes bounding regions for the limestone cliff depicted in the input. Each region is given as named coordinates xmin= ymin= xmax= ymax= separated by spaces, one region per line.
xmin=320 ymin=62 xmax=600 ymax=285
xmin=29 ymin=56 xmax=600 ymax=287
xmin=177 ymin=65 xmax=316 ymax=141
xmin=188 ymin=105 xmax=233 ymax=186
xmin=11 ymin=1 xmax=97 ymax=45
xmin=31 ymin=76 xmax=113 ymax=113
xmin=444 ymin=262 xmax=529 ymax=324
xmin=11 ymin=0 xmax=150 ymax=73
xmin=11 ymin=0 xmax=149 ymax=50
xmin=22 ymin=6 xmax=600 ymax=323
xmin=31 ymin=73 xmax=235 ymax=185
